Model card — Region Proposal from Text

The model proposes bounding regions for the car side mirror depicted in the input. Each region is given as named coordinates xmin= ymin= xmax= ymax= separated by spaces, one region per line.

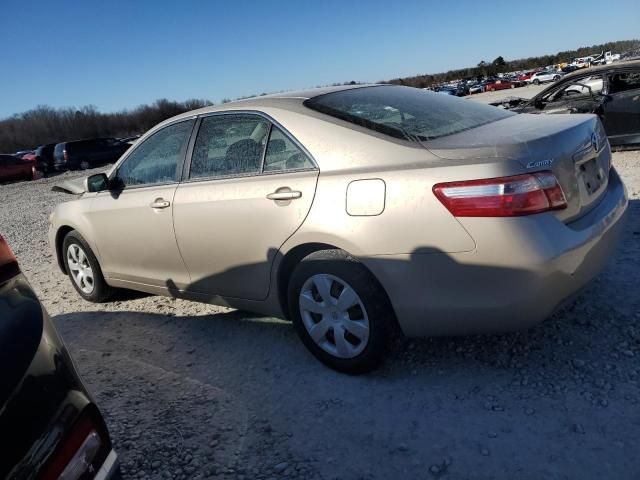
xmin=85 ymin=173 xmax=109 ymax=192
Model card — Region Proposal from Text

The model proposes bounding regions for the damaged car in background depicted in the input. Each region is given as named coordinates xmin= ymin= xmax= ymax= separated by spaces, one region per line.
xmin=490 ymin=61 xmax=640 ymax=148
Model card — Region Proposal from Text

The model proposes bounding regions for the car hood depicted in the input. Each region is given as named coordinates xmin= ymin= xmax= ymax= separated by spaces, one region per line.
xmin=52 ymin=177 xmax=85 ymax=195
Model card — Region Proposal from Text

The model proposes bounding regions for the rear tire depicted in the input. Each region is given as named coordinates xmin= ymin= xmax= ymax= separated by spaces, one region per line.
xmin=288 ymin=249 xmax=396 ymax=374
xmin=79 ymin=160 xmax=90 ymax=170
xmin=63 ymin=231 xmax=114 ymax=302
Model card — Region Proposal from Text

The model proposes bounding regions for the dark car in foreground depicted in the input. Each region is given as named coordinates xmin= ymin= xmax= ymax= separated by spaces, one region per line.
xmin=0 ymin=234 xmax=119 ymax=479
xmin=53 ymin=138 xmax=130 ymax=171
xmin=491 ymin=61 xmax=640 ymax=148
xmin=34 ymin=143 xmax=57 ymax=173
xmin=0 ymin=154 xmax=38 ymax=182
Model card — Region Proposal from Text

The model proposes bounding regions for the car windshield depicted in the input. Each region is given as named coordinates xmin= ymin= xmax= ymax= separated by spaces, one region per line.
xmin=305 ymin=86 xmax=514 ymax=141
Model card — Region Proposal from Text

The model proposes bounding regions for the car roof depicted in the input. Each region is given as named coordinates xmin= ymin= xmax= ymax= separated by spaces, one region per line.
xmin=159 ymin=84 xmax=384 ymax=126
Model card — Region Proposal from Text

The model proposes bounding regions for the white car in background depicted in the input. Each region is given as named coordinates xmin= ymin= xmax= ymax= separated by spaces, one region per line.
xmin=565 ymin=76 xmax=604 ymax=95
xmin=529 ymin=70 xmax=564 ymax=85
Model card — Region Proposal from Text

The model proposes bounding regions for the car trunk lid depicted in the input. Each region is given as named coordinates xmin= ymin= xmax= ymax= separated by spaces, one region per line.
xmin=424 ymin=113 xmax=610 ymax=222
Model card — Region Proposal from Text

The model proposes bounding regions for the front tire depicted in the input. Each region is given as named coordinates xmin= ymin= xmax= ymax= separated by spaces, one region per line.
xmin=533 ymin=79 xmax=540 ymax=85
xmin=63 ymin=231 xmax=114 ymax=302
xmin=288 ymin=250 xmax=396 ymax=374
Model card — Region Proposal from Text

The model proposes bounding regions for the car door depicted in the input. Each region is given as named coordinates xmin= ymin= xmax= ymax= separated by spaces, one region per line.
xmin=86 ymin=119 xmax=196 ymax=289
xmin=600 ymin=71 xmax=640 ymax=145
xmin=173 ymin=112 xmax=319 ymax=300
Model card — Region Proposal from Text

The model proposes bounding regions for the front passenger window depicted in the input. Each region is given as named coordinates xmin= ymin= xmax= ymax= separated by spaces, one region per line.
xmin=116 ymin=120 xmax=194 ymax=187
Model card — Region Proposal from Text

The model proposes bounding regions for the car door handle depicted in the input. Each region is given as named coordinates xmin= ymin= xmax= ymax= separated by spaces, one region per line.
xmin=266 ymin=190 xmax=302 ymax=201
xmin=149 ymin=198 xmax=171 ymax=209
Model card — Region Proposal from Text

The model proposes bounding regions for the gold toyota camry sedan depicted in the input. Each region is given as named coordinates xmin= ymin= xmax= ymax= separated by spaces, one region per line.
xmin=49 ymin=85 xmax=628 ymax=373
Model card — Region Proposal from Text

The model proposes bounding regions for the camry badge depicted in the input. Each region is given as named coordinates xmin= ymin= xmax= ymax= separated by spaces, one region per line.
xmin=526 ymin=159 xmax=554 ymax=169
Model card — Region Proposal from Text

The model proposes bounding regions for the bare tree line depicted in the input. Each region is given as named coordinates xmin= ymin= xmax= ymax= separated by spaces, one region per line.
xmin=385 ymin=39 xmax=640 ymax=88
xmin=0 ymin=98 xmax=212 ymax=153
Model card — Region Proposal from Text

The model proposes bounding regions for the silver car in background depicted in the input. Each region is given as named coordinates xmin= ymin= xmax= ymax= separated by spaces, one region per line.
xmin=49 ymin=85 xmax=627 ymax=373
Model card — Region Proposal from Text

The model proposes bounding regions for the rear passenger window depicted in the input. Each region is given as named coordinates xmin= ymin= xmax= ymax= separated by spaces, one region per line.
xmin=116 ymin=119 xmax=194 ymax=187
xmin=190 ymin=115 xmax=270 ymax=179
xmin=264 ymin=126 xmax=315 ymax=172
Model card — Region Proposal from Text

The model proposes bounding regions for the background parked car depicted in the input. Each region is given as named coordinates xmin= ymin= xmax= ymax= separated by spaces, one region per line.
xmin=484 ymin=78 xmax=517 ymax=91
xmin=529 ymin=70 xmax=564 ymax=84
xmin=53 ymin=138 xmax=130 ymax=171
xmin=0 ymin=234 xmax=120 ymax=479
xmin=0 ymin=154 xmax=38 ymax=182
xmin=34 ymin=143 xmax=57 ymax=173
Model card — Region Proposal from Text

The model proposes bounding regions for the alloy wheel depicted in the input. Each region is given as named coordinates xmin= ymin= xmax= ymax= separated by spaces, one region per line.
xmin=67 ymin=244 xmax=94 ymax=294
xmin=298 ymin=274 xmax=370 ymax=359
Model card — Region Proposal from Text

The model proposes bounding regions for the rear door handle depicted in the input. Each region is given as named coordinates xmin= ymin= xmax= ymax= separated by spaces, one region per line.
xmin=149 ymin=198 xmax=171 ymax=209
xmin=266 ymin=190 xmax=302 ymax=201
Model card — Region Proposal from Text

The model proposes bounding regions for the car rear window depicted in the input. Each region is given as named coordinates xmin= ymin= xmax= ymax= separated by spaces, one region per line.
xmin=304 ymin=85 xmax=514 ymax=141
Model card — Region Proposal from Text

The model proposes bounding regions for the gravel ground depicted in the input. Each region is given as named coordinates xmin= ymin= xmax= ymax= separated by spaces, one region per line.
xmin=467 ymin=83 xmax=547 ymax=104
xmin=1 ymin=149 xmax=639 ymax=479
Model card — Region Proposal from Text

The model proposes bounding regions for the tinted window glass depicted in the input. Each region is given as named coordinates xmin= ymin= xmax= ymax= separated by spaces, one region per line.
xmin=190 ymin=115 xmax=269 ymax=179
xmin=609 ymin=72 xmax=640 ymax=94
xmin=116 ymin=120 xmax=194 ymax=187
xmin=305 ymin=86 xmax=514 ymax=141
xmin=264 ymin=126 xmax=314 ymax=172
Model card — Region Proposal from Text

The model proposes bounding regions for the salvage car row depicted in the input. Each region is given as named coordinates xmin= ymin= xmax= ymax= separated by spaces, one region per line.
xmin=1 ymin=136 xmax=140 ymax=183
xmin=430 ymin=50 xmax=629 ymax=97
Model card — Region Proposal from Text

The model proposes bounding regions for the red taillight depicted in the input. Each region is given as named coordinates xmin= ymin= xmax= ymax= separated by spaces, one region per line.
xmin=63 ymin=149 xmax=68 ymax=162
xmin=433 ymin=171 xmax=567 ymax=217
xmin=40 ymin=412 xmax=107 ymax=480
xmin=0 ymin=235 xmax=20 ymax=284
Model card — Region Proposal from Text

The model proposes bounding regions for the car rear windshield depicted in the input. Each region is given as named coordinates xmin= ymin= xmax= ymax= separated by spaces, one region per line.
xmin=304 ymin=85 xmax=515 ymax=141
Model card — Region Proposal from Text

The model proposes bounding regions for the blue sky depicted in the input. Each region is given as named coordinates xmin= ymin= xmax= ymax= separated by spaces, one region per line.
xmin=0 ymin=0 xmax=638 ymax=118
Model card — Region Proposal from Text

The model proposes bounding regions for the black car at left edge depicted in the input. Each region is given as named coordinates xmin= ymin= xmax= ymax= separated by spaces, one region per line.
xmin=0 ymin=234 xmax=119 ymax=480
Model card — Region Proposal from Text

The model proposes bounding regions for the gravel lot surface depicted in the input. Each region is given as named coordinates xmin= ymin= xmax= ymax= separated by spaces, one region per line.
xmin=1 ymin=147 xmax=639 ymax=479
xmin=467 ymin=83 xmax=547 ymax=104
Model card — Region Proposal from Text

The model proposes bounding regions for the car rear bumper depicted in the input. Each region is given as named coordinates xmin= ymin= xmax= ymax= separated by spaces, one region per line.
xmin=364 ymin=168 xmax=628 ymax=337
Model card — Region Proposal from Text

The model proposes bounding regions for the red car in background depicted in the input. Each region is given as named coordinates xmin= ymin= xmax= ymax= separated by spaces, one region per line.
xmin=484 ymin=79 xmax=517 ymax=91
xmin=518 ymin=71 xmax=536 ymax=82
xmin=0 ymin=154 xmax=39 ymax=182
